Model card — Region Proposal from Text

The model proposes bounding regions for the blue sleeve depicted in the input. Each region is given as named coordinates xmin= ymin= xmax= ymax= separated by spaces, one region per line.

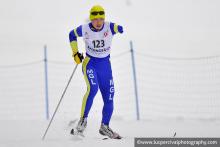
xmin=110 ymin=23 xmax=116 ymax=35
xmin=110 ymin=22 xmax=123 ymax=35
xmin=69 ymin=25 xmax=83 ymax=42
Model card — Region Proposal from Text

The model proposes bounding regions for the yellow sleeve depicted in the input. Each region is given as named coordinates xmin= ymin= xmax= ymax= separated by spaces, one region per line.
xmin=69 ymin=26 xmax=82 ymax=55
xmin=70 ymin=41 xmax=78 ymax=55
xmin=113 ymin=24 xmax=119 ymax=33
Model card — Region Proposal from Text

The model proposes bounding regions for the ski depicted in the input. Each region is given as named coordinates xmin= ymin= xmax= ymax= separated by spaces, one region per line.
xmin=102 ymin=136 xmax=122 ymax=140
xmin=101 ymin=134 xmax=122 ymax=140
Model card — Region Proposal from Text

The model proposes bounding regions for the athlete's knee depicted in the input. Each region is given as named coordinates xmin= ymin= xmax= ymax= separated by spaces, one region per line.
xmin=89 ymin=84 xmax=98 ymax=97
xmin=85 ymin=67 xmax=98 ymax=97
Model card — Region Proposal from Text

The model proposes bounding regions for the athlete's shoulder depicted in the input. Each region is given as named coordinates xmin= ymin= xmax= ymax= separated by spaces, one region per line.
xmin=69 ymin=25 xmax=83 ymax=38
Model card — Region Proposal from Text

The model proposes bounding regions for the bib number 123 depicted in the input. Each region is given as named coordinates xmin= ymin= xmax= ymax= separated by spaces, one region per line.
xmin=92 ymin=40 xmax=105 ymax=48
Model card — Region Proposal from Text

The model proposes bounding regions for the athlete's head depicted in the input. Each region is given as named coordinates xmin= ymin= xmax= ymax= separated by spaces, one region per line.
xmin=90 ymin=5 xmax=105 ymax=30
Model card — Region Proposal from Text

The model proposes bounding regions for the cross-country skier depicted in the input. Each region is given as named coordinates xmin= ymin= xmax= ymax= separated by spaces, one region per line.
xmin=69 ymin=5 xmax=124 ymax=139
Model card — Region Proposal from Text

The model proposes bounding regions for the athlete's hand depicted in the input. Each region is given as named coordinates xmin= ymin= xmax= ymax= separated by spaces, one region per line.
xmin=118 ymin=25 xmax=124 ymax=34
xmin=73 ymin=52 xmax=84 ymax=64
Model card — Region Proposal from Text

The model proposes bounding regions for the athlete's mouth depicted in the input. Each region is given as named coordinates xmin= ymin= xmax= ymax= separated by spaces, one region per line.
xmin=96 ymin=25 xmax=102 ymax=29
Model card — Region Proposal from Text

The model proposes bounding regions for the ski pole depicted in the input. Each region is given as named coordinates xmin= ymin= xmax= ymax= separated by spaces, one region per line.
xmin=42 ymin=64 xmax=78 ymax=140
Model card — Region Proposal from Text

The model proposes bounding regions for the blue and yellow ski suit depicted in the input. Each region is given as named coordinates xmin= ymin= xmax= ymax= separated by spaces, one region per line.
xmin=69 ymin=22 xmax=123 ymax=125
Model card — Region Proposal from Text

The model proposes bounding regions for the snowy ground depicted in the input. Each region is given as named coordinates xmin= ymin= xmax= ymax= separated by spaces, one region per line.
xmin=0 ymin=119 xmax=220 ymax=147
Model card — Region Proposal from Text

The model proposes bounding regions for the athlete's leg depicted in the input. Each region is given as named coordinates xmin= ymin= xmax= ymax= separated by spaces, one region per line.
xmin=80 ymin=57 xmax=99 ymax=118
xmin=97 ymin=60 xmax=115 ymax=125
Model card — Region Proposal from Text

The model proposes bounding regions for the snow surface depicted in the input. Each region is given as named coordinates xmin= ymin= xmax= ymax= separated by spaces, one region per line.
xmin=0 ymin=119 xmax=220 ymax=147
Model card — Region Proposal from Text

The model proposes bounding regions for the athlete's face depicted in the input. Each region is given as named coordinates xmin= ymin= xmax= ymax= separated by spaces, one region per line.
xmin=92 ymin=18 xmax=104 ymax=30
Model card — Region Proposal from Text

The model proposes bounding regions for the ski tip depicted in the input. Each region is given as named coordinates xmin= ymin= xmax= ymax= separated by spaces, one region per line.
xmin=115 ymin=135 xmax=122 ymax=139
xmin=102 ymin=135 xmax=122 ymax=140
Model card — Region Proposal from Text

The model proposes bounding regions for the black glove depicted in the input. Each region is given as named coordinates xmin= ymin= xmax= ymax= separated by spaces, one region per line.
xmin=73 ymin=52 xmax=84 ymax=64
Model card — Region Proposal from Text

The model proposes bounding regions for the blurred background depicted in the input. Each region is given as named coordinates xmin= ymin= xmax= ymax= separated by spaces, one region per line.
xmin=0 ymin=0 xmax=220 ymax=132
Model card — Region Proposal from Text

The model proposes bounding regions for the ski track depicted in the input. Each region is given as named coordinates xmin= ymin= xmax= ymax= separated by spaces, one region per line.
xmin=0 ymin=119 xmax=219 ymax=147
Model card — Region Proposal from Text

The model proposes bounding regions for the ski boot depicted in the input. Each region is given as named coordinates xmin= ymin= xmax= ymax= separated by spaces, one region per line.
xmin=99 ymin=123 xmax=122 ymax=139
xmin=70 ymin=117 xmax=87 ymax=137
